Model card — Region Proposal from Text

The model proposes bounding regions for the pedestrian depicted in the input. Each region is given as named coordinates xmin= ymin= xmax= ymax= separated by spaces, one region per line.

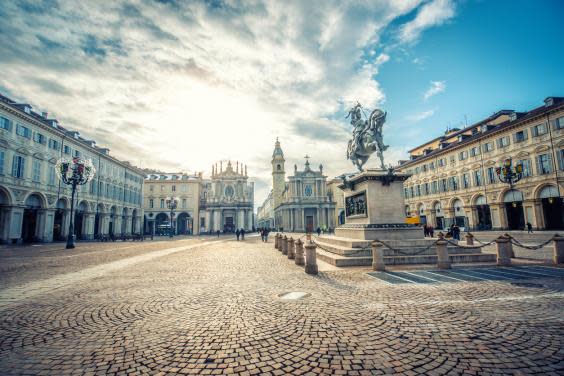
xmin=236 ymin=228 xmax=240 ymax=241
xmin=316 ymin=227 xmax=321 ymax=237
xmin=527 ymin=222 xmax=533 ymax=233
xmin=264 ymin=228 xmax=269 ymax=242
xmin=241 ymin=228 xmax=245 ymax=240
xmin=423 ymin=224 xmax=428 ymax=237
xmin=429 ymin=225 xmax=434 ymax=238
xmin=216 ymin=230 xmax=220 ymax=238
xmin=453 ymin=224 xmax=460 ymax=240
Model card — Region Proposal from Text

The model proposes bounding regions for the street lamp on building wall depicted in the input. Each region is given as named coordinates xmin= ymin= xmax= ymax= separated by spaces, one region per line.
xmin=55 ymin=157 xmax=96 ymax=249
xmin=495 ymin=158 xmax=523 ymax=207
xmin=166 ymin=196 xmax=178 ymax=238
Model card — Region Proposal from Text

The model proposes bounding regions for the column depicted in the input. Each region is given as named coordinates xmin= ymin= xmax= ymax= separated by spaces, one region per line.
xmin=530 ymin=199 xmax=543 ymax=229
xmin=8 ymin=206 xmax=24 ymax=244
xmin=204 ymin=210 xmax=210 ymax=233
xmin=464 ymin=205 xmax=475 ymax=230
xmin=61 ymin=209 xmax=71 ymax=237
xmin=247 ymin=209 xmax=253 ymax=230
xmin=125 ymin=215 xmax=133 ymax=234
xmin=238 ymin=210 xmax=245 ymax=230
xmin=40 ymin=209 xmax=55 ymax=242
xmin=115 ymin=215 xmax=123 ymax=235
xmin=495 ymin=203 xmax=507 ymax=230
xmin=214 ymin=210 xmax=221 ymax=231
xmin=0 ymin=207 xmax=12 ymax=242
xmin=83 ymin=213 xmax=95 ymax=240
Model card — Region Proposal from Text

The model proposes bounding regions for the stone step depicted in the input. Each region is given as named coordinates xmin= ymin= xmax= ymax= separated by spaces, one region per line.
xmin=316 ymin=248 xmax=497 ymax=267
xmin=314 ymin=240 xmax=480 ymax=257
xmin=318 ymin=235 xmax=440 ymax=249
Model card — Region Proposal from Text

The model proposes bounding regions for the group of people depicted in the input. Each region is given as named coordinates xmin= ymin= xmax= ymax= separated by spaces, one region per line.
xmin=423 ymin=224 xmax=435 ymax=238
xmin=257 ymin=227 xmax=271 ymax=242
xmin=447 ymin=224 xmax=462 ymax=240
xmin=235 ymin=228 xmax=246 ymax=241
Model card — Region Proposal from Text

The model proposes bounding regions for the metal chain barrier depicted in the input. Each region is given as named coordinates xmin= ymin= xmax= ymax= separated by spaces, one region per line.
xmin=443 ymin=238 xmax=496 ymax=249
xmin=504 ymin=234 xmax=555 ymax=250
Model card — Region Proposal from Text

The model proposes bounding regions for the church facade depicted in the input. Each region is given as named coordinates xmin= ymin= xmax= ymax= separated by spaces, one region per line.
xmin=199 ymin=160 xmax=254 ymax=233
xmin=271 ymin=139 xmax=336 ymax=232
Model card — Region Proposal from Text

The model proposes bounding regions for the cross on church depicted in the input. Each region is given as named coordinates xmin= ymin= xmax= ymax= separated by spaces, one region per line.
xmin=304 ymin=154 xmax=310 ymax=162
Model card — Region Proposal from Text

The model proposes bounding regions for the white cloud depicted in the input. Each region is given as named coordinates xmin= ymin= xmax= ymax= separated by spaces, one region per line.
xmin=423 ymin=81 xmax=446 ymax=100
xmin=0 ymin=0 xmax=444 ymax=207
xmin=399 ymin=0 xmax=456 ymax=44
xmin=406 ymin=109 xmax=435 ymax=121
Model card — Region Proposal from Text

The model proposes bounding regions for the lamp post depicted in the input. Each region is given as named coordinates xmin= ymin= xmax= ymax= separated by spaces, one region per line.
xmin=495 ymin=158 xmax=523 ymax=208
xmin=55 ymin=157 xmax=96 ymax=249
xmin=166 ymin=196 xmax=178 ymax=238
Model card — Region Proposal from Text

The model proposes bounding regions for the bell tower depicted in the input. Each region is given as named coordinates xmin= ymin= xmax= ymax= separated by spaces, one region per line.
xmin=271 ymin=138 xmax=285 ymax=209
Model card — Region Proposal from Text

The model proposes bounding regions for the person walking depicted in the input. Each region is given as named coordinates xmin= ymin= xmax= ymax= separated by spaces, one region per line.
xmin=429 ymin=225 xmax=434 ymax=238
xmin=264 ymin=228 xmax=269 ymax=242
xmin=453 ymin=224 xmax=460 ymax=241
xmin=216 ymin=230 xmax=220 ymax=238
xmin=527 ymin=222 xmax=533 ymax=233
xmin=316 ymin=227 xmax=321 ymax=237
xmin=236 ymin=228 xmax=240 ymax=241
xmin=241 ymin=228 xmax=245 ymax=240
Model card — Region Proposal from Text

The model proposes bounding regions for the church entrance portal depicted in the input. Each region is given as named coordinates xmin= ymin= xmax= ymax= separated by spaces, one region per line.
xmin=224 ymin=216 xmax=234 ymax=233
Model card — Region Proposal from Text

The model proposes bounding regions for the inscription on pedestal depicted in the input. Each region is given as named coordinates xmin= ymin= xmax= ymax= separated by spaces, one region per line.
xmin=345 ymin=192 xmax=367 ymax=218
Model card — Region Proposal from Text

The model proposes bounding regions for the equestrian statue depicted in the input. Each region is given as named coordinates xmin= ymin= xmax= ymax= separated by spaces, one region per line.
xmin=346 ymin=102 xmax=388 ymax=172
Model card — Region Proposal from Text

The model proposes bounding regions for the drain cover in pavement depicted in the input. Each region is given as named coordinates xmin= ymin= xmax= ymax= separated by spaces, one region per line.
xmin=278 ymin=291 xmax=310 ymax=300
xmin=511 ymin=282 xmax=544 ymax=288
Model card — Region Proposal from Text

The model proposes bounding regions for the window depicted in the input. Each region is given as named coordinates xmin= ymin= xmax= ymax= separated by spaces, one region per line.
xmin=63 ymin=145 xmax=71 ymax=154
xmin=482 ymin=142 xmax=494 ymax=153
xmin=514 ymin=130 xmax=528 ymax=143
xmin=0 ymin=116 xmax=12 ymax=131
xmin=160 ymin=199 xmax=165 ymax=209
xmin=172 ymin=185 xmax=176 ymax=192
xmin=150 ymin=185 xmax=154 ymax=192
xmin=518 ymin=159 xmax=532 ymax=177
xmin=74 ymin=150 xmax=81 ymax=158
xmin=415 ymin=185 xmax=421 ymax=196
xmin=458 ymin=151 xmax=468 ymax=161
xmin=410 ymin=186 xmax=414 ymax=198
xmin=462 ymin=173 xmax=470 ymax=189
xmin=49 ymin=165 xmax=56 ymax=185
xmin=0 ymin=150 xmax=4 ymax=175
xmin=440 ymin=178 xmax=448 ymax=192
xmin=469 ymin=146 xmax=480 ymax=157
xmin=531 ymin=123 xmax=548 ymax=137
xmin=431 ymin=181 xmax=438 ymax=194
xmin=200 ymin=217 xmax=205 ymax=227
xmin=404 ymin=187 xmax=409 ymax=199
xmin=422 ymin=164 xmax=428 ymax=172
xmin=537 ymin=154 xmax=552 ymax=174
xmin=16 ymin=124 xmax=32 ymax=138
xmin=474 ymin=170 xmax=483 ymax=186
xmin=559 ymin=149 xmax=564 ymax=171
xmin=496 ymin=136 xmax=510 ymax=148
xmin=12 ymin=155 xmax=25 ymax=178
xmin=182 ymin=198 xmax=187 ymax=208
xmin=415 ymin=166 xmax=421 ymax=174
xmin=448 ymin=176 xmax=459 ymax=191
xmin=487 ymin=167 xmax=496 ymax=184
xmin=32 ymin=160 xmax=41 ymax=182
xmin=48 ymin=139 xmax=60 ymax=150
xmin=450 ymin=155 xmax=456 ymax=164
xmin=429 ymin=161 xmax=435 ymax=170
xmin=33 ymin=132 xmax=46 ymax=144
xmin=438 ymin=158 xmax=446 ymax=167
xmin=554 ymin=116 xmax=564 ymax=130
xmin=423 ymin=183 xmax=429 ymax=196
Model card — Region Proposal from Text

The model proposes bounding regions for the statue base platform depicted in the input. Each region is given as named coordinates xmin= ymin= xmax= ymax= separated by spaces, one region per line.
xmin=335 ymin=168 xmax=417 ymax=241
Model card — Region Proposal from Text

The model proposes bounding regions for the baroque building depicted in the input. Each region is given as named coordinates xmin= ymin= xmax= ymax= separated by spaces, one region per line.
xmin=256 ymin=190 xmax=274 ymax=229
xmin=397 ymin=96 xmax=564 ymax=231
xmin=271 ymin=139 xmax=336 ymax=232
xmin=200 ymin=160 xmax=254 ymax=233
xmin=143 ymin=173 xmax=202 ymax=235
xmin=0 ymin=93 xmax=145 ymax=244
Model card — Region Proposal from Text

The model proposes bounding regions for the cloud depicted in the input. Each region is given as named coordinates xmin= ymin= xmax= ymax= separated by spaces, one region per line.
xmin=399 ymin=0 xmax=456 ymax=44
xmin=406 ymin=109 xmax=435 ymax=121
xmin=0 ymin=0 xmax=454 ymax=208
xmin=423 ymin=80 xmax=446 ymax=100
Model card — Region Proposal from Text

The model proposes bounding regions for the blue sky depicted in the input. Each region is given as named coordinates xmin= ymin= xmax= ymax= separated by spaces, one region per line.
xmin=0 ymin=0 xmax=562 ymax=207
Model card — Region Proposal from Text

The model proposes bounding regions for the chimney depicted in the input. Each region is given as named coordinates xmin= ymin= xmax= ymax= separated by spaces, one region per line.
xmin=41 ymin=111 xmax=48 ymax=118
xmin=544 ymin=97 xmax=555 ymax=107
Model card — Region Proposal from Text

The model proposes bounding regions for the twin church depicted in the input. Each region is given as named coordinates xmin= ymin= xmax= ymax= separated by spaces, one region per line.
xmin=263 ymin=139 xmax=336 ymax=232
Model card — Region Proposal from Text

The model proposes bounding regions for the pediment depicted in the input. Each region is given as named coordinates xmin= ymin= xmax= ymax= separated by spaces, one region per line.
xmin=16 ymin=147 xmax=31 ymax=155
xmin=533 ymin=145 xmax=550 ymax=153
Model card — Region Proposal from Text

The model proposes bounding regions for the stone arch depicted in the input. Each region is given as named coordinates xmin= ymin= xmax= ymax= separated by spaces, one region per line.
xmin=0 ymin=185 xmax=15 ymax=206
xmin=499 ymin=188 xmax=523 ymax=203
xmin=55 ymin=197 xmax=69 ymax=209
xmin=471 ymin=193 xmax=487 ymax=206
xmin=23 ymin=192 xmax=47 ymax=208
xmin=533 ymin=183 xmax=562 ymax=199
xmin=416 ymin=203 xmax=426 ymax=216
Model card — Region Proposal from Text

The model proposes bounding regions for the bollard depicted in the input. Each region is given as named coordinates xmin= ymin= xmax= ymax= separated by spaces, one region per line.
xmin=282 ymin=235 xmax=288 ymax=255
xmin=495 ymin=235 xmax=512 ymax=266
xmin=465 ymin=233 xmax=474 ymax=246
xmin=304 ymin=241 xmax=318 ymax=275
xmin=275 ymin=234 xmax=279 ymax=250
xmin=288 ymin=237 xmax=295 ymax=259
xmin=553 ymin=234 xmax=564 ymax=265
xmin=306 ymin=233 xmax=312 ymax=242
xmin=504 ymin=233 xmax=515 ymax=258
xmin=435 ymin=235 xmax=451 ymax=269
xmin=371 ymin=241 xmax=386 ymax=271
xmin=295 ymin=239 xmax=305 ymax=266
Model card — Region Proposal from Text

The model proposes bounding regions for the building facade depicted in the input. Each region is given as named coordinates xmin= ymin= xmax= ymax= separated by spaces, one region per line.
xmin=256 ymin=190 xmax=274 ymax=229
xmin=398 ymin=97 xmax=564 ymax=231
xmin=0 ymin=93 xmax=144 ymax=244
xmin=143 ymin=173 xmax=202 ymax=235
xmin=272 ymin=140 xmax=335 ymax=232
xmin=199 ymin=160 xmax=254 ymax=233
xmin=327 ymin=178 xmax=345 ymax=227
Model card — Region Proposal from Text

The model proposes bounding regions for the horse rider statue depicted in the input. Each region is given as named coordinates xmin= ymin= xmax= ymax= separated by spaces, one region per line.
xmin=346 ymin=102 xmax=389 ymax=172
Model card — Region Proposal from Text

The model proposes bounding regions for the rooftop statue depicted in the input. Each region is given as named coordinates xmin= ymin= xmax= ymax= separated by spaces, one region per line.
xmin=346 ymin=103 xmax=388 ymax=172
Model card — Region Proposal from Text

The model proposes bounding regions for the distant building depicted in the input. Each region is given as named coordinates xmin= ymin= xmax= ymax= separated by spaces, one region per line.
xmin=271 ymin=139 xmax=335 ymax=232
xmin=397 ymin=96 xmax=564 ymax=231
xmin=327 ymin=178 xmax=345 ymax=227
xmin=143 ymin=173 xmax=202 ymax=235
xmin=0 ymin=93 xmax=144 ymax=244
xmin=256 ymin=190 xmax=274 ymax=229
xmin=200 ymin=160 xmax=254 ymax=233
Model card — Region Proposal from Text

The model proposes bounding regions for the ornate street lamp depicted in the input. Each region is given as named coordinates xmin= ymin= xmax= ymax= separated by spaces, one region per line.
xmin=495 ymin=158 xmax=523 ymax=208
xmin=55 ymin=157 xmax=96 ymax=249
xmin=166 ymin=196 xmax=178 ymax=238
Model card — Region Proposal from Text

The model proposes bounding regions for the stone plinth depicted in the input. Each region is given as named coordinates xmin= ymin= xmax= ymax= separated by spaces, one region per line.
xmin=335 ymin=169 xmax=419 ymax=240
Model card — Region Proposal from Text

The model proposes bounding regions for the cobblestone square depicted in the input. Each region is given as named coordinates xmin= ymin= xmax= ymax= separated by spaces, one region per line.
xmin=1 ymin=236 xmax=563 ymax=375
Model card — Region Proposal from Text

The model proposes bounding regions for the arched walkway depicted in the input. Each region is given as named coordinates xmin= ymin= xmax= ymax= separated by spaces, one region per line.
xmin=0 ymin=186 xmax=14 ymax=243
xmin=53 ymin=198 xmax=69 ymax=241
xmin=473 ymin=195 xmax=492 ymax=230
xmin=75 ymin=201 xmax=89 ymax=240
xmin=177 ymin=212 xmax=192 ymax=235
xmin=155 ymin=213 xmax=169 ymax=236
xmin=433 ymin=201 xmax=444 ymax=229
xmin=503 ymin=189 xmax=525 ymax=230
xmin=22 ymin=193 xmax=46 ymax=243
xmin=538 ymin=185 xmax=563 ymax=229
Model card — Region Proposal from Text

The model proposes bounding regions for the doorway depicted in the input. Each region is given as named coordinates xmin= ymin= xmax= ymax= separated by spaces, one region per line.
xmin=542 ymin=197 xmax=563 ymax=229
xmin=505 ymin=202 xmax=525 ymax=230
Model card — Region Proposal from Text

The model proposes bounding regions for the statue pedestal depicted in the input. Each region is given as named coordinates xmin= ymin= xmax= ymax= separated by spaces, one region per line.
xmin=334 ymin=169 xmax=419 ymax=240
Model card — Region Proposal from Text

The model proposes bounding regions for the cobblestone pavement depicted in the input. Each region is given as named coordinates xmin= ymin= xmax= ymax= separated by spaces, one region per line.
xmin=1 ymin=236 xmax=563 ymax=375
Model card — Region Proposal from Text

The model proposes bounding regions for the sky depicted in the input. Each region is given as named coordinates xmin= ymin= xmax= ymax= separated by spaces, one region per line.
xmin=1 ymin=0 xmax=563 ymax=209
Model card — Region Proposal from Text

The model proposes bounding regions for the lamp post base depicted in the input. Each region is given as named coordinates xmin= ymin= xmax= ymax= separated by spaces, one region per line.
xmin=66 ymin=235 xmax=76 ymax=249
